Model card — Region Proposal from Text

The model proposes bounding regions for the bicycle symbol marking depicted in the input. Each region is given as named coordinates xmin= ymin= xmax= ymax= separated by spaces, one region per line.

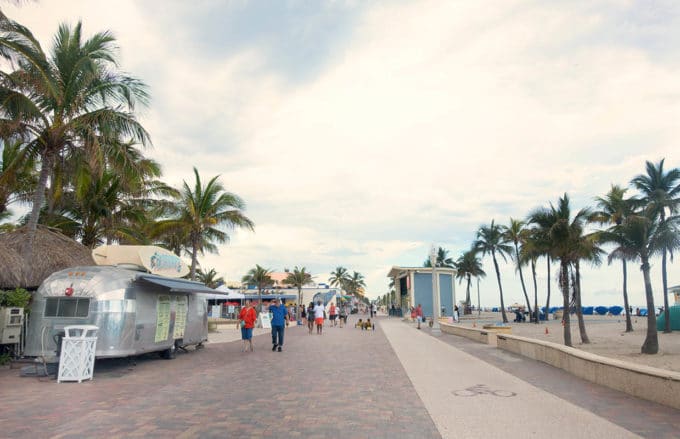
xmin=452 ymin=384 xmax=516 ymax=397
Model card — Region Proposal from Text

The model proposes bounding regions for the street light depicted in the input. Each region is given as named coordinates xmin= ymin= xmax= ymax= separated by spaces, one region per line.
xmin=429 ymin=245 xmax=442 ymax=335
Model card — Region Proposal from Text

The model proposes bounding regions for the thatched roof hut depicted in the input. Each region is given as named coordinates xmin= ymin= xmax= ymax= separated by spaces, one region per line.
xmin=0 ymin=227 xmax=95 ymax=289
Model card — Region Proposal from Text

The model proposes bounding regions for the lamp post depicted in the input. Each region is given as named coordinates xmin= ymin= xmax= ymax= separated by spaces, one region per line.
xmin=429 ymin=245 xmax=441 ymax=335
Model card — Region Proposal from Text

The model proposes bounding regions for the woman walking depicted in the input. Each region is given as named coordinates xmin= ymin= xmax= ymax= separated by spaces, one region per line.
xmin=238 ymin=301 xmax=257 ymax=352
xmin=307 ymin=302 xmax=315 ymax=335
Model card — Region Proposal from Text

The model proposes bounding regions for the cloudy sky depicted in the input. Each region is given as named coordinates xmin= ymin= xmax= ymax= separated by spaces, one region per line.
xmin=7 ymin=0 xmax=680 ymax=307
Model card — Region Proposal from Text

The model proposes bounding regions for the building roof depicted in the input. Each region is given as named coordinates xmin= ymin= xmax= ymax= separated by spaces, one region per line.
xmin=387 ymin=266 xmax=456 ymax=278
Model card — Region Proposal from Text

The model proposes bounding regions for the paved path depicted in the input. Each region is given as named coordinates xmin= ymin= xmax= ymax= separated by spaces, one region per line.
xmin=0 ymin=316 xmax=677 ymax=438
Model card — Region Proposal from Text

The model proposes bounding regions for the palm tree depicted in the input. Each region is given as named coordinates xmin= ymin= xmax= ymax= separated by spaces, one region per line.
xmin=599 ymin=213 xmax=680 ymax=354
xmin=283 ymin=266 xmax=313 ymax=318
xmin=591 ymin=184 xmax=636 ymax=332
xmin=571 ymin=232 xmax=603 ymax=344
xmin=196 ymin=268 xmax=224 ymax=289
xmin=528 ymin=194 xmax=590 ymax=347
xmin=503 ymin=218 xmax=532 ymax=316
xmin=346 ymin=271 xmax=366 ymax=297
xmin=0 ymin=139 xmax=36 ymax=216
xmin=474 ymin=220 xmax=513 ymax=323
xmin=0 ymin=20 xmax=151 ymax=257
xmin=158 ymin=167 xmax=254 ymax=279
xmin=242 ymin=264 xmax=273 ymax=312
xmin=454 ymin=249 xmax=485 ymax=313
xmin=631 ymin=159 xmax=680 ymax=333
xmin=423 ymin=247 xmax=455 ymax=268
xmin=329 ymin=266 xmax=350 ymax=292
xmin=519 ymin=227 xmax=544 ymax=324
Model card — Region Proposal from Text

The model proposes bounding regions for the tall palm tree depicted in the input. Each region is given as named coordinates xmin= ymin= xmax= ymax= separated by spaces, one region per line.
xmin=423 ymin=247 xmax=455 ymax=268
xmin=196 ymin=268 xmax=224 ymax=289
xmin=158 ymin=167 xmax=254 ymax=279
xmin=474 ymin=220 xmax=512 ymax=323
xmin=454 ymin=249 xmax=485 ymax=313
xmin=519 ymin=227 xmax=544 ymax=324
xmin=283 ymin=266 xmax=313 ymax=317
xmin=0 ymin=20 xmax=151 ymax=257
xmin=0 ymin=139 xmax=36 ymax=216
xmin=528 ymin=194 xmax=590 ymax=347
xmin=631 ymin=159 xmax=680 ymax=333
xmin=599 ymin=213 xmax=680 ymax=354
xmin=571 ymin=232 xmax=603 ymax=344
xmin=329 ymin=266 xmax=350 ymax=292
xmin=346 ymin=271 xmax=366 ymax=297
xmin=242 ymin=264 xmax=273 ymax=312
xmin=591 ymin=184 xmax=636 ymax=332
xmin=503 ymin=218 xmax=532 ymax=315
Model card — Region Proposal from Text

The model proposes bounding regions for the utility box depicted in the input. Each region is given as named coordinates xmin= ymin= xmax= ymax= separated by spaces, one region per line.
xmin=0 ymin=307 xmax=24 ymax=345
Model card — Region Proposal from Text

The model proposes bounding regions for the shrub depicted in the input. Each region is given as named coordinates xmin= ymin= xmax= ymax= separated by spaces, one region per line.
xmin=0 ymin=288 xmax=31 ymax=310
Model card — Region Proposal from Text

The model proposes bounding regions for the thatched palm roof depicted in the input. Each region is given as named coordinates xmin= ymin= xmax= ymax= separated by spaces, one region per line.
xmin=0 ymin=226 xmax=95 ymax=289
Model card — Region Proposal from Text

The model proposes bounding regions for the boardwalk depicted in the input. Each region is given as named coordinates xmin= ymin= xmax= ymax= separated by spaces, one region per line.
xmin=0 ymin=316 xmax=678 ymax=438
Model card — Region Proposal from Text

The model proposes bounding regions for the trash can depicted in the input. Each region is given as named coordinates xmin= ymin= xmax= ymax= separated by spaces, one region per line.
xmin=57 ymin=325 xmax=98 ymax=383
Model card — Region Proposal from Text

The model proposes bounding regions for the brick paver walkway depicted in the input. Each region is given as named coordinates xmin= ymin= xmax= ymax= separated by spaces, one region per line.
xmin=0 ymin=316 xmax=439 ymax=438
xmin=2 ymin=316 xmax=678 ymax=438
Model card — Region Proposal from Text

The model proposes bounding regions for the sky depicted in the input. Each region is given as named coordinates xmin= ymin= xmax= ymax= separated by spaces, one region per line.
xmin=5 ymin=0 xmax=680 ymax=307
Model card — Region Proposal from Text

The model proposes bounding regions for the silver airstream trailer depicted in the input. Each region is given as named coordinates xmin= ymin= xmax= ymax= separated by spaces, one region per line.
xmin=25 ymin=246 xmax=214 ymax=361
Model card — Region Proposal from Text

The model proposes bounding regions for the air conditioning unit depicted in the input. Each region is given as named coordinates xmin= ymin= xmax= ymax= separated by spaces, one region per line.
xmin=0 ymin=307 xmax=24 ymax=345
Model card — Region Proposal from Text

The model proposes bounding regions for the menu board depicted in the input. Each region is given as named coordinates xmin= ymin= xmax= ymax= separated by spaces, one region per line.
xmin=155 ymin=295 xmax=171 ymax=342
xmin=259 ymin=312 xmax=271 ymax=329
xmin=173 ymin=296 xmax=188 ymax=339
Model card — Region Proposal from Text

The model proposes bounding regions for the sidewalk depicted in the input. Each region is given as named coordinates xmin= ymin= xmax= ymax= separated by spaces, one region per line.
xmin=381 ymin=318 xmax=638 ymax=438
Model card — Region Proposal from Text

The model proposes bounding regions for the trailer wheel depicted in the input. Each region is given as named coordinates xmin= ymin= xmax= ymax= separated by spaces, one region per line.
xmin=160 ymin=343 xmax=176 ymax=360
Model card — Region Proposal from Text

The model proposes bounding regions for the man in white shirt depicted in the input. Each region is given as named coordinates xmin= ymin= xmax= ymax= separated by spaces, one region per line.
xmin=313 ymin=300 xmax=325 ymax=335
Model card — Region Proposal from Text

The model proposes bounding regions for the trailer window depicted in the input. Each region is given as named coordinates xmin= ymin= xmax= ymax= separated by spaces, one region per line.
xmin=44 ymin=298 xmax=90 ymax=318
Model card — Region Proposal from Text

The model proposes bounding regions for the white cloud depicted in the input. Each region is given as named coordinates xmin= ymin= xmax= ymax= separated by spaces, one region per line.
xmin=6 ymin=0 xmax=680 ymax=305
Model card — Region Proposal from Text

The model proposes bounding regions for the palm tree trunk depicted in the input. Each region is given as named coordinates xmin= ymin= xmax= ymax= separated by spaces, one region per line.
xmin=662 ymin=248 xmax=671 ymax=333
xmin=189 ymin=239 xmax=199 ymax=280
xmin=622 ymin=259 xmax=633 ymax=332
xmin=560 ymin=261 xmax=572 ymax=347
xmin=515 ymin=245 xmax=532 ymax=315
xmin=575 ymin=260 xmax=589 ymax=344
xmin=545 ymin=256 xmax=551 ymax=325
xmin=24 ymin=150 xmax=54 ymax=258
xmin=465 ymin=275 xmax=471 ymax=310
xmin=531 ymin=258 xmax=539 ymax=324
xmin=492 ymin=251 xmax=508 ymax=323
xmin=641 ymin=258 xmax=658 ymax=354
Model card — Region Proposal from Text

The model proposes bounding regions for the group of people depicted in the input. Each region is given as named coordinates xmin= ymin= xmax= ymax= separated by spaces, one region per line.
xmin=237 ymin=299 xmax=354 ymax=352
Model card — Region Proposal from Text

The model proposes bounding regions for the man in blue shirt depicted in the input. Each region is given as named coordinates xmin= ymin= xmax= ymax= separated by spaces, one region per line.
xmin=268 ymin=298 xmax=289 ymax=352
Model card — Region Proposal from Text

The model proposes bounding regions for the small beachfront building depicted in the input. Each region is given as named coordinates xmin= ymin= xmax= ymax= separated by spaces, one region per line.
xmin=387 ymin=266 xmax=456 ymax=318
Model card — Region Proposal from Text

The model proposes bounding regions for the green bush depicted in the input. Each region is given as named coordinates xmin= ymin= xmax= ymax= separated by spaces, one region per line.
xmin=0 ymin=288 xmax=31 ymax=310
xmin=0 ymin=352 xmax=10 ymax=366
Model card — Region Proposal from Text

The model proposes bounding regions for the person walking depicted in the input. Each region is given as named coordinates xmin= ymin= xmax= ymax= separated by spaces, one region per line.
xmin=307 ymin=302 xmax=315 ymax=335
xmin=268 ymin=298 xmax=288 ymax=352
xmin=238 ymin=301 xmax=257 ymax=352
xmin=329 ymin=302 xmax=338 ymax=327
xmin=339 ymin=302 xmax=347 ymax=328
xmin=300 ymin=304 xmax=307 ymax=325
xmin=416 ymin=303 xmax=423 ymax=330
xmin=313 ymin=300 xmax=325 ymax=335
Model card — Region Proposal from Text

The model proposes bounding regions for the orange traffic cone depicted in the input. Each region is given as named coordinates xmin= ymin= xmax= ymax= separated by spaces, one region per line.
xmin=545 ymin=326 xmax=549 ymax=335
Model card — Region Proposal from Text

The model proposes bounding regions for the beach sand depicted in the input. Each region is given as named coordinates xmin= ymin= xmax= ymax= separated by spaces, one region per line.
xmin=458 ymin=312 xmax=680 ymax=373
